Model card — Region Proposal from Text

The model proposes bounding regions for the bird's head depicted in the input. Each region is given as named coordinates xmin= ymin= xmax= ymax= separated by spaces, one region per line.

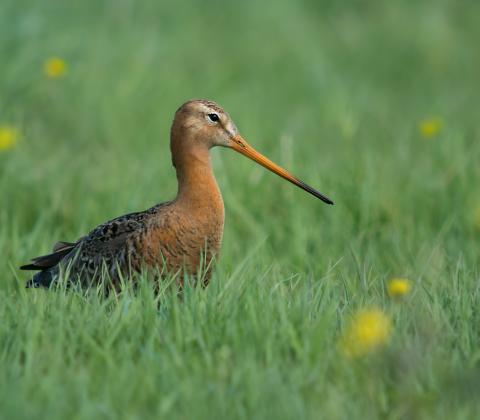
xmin=171 ymin=99 xmax=333 ymax=205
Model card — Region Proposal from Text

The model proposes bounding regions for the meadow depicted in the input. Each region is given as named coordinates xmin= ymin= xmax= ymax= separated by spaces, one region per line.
xmin=1 ymin=0 xmax=480 ymax=418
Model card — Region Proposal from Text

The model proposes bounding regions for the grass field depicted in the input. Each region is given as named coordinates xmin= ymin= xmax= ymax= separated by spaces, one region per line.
xmin=1 ymin=0 xmax=480 ymax=418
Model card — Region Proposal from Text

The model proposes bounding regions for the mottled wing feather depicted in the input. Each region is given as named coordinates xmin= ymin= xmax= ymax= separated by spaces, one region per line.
xmin=72 ymin=210 xmax=155 ymax=278
xmin=21 ymin=204 xmax=167 ymax=287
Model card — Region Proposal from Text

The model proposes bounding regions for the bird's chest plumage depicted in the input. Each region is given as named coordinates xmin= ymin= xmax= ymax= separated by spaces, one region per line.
xmin=140 ymin=196 xmax=225 ymax=278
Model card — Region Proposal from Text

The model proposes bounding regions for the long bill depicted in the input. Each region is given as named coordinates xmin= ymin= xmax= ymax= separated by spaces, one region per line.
xmin=229 ymin=135 xmax=334 ymax=205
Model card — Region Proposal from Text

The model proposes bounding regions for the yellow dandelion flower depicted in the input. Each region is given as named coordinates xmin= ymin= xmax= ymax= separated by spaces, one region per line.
xmin=0 ymin=126 xmax=19 ymax=152
xmin=419 ymin=118 xmax=442 ymax=139
xmin=339 ymin=308 xmax=391 ymax=358
xmin=44 ymin=57 xmax=67 ymax=79
xmin=387 ymin=278 xmax=411 ymax=298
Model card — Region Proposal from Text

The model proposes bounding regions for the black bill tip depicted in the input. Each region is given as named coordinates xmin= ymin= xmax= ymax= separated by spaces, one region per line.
xmin=296 ymin=178 xmax=334 ymax=205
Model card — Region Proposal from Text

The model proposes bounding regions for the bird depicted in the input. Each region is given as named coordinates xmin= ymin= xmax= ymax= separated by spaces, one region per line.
xmin=21 ymin=99 xmax=333 ymax=290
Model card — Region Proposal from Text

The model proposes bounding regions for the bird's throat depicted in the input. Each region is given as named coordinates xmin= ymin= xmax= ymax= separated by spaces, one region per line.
xmin=174 ymin=148 xmax=224 ymax=215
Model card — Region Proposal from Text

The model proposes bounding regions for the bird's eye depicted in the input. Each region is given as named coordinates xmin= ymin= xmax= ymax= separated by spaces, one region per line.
xmin=207 ymin=113 xmax=220 ymax=123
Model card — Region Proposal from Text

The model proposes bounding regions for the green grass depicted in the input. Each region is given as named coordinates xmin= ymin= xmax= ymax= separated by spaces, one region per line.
xmin=1 ymin=0 xmax=480 ymax=418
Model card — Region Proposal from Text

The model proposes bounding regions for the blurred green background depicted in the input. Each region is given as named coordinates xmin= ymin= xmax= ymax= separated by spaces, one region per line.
xmin=1 ymin=0 xmax=480 ymax=419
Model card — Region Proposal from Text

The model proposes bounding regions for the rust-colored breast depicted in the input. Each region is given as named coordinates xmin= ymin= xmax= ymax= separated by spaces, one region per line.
xmin=139 ymin=197 xmax=225 ymax=284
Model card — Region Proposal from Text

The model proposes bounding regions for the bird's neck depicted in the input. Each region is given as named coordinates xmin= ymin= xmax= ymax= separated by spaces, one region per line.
xmin=174 ymin=147 xmax=224 ymax=212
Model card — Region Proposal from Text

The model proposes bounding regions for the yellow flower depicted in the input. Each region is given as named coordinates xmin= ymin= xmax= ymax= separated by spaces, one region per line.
xmin=0 ymin=126 xmax=19 ymax=152
xmin=339 ymin=308 xmax=391 ymax=358
xmin=387 ymin=278 xmax=411 ymax=298
xmin=44 ymin=57 xmax=67 ymax=79
xmin=419 ymin=118 xmax=442 ymax=138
